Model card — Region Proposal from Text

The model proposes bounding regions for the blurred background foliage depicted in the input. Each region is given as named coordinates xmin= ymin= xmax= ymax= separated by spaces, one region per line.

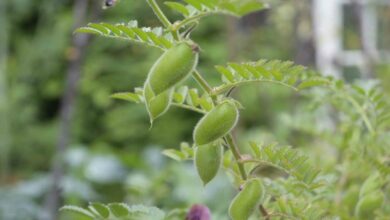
xmin=0 ymin=0 xmax=389 ymax=219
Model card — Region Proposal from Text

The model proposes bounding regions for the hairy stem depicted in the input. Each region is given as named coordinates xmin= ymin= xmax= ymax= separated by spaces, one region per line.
xmin=172 ymin=103 xmax=205 ymax=114
xmin=225 ymin=134 xmax=247 ymax=180
xmin=174 ymin=12 xmax=214 ymax=31
xmin=225 ymin=134 xmax=270 ymax=218
xmin=192 ymin=69 xmax=218 ymax=103
xmin=259 ymin=205 xmax=270 ymax=220
xmin=145 ymin=0 xmax=180 ymax=40
xmin=192 ymin=69 xmax=213 ymax=94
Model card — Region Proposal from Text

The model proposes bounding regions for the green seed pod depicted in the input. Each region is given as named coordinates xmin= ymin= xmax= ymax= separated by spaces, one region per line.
xmin=194 ymin=143 xmax=223 ymax=186
xmin=147 ymin=42 xmax=198 ymax=96
xmin=359 ymin=173 xmax=382 ymax=198
xmin=342 ymin=185 xmax=360 ymax=214
xmin=144 ymin=82 xmax=173 ymax=124
xmin=193 ymin=100 xmax=239 ymax=146
xmin=229 ymin=178 xmax=265 ymax=220
xmin=355 ymin=190 xmax=384 ymax=219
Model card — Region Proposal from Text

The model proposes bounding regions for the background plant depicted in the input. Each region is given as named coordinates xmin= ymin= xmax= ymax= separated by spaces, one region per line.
xmin=59 ymin=0 xmax=390 ymax=219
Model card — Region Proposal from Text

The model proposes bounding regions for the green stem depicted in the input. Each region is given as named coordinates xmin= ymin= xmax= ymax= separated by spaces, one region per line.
xmin=212 ymin=79 xmax=298 ymax=96
xmin=145 ymin=0 xmax=180 ymax=40
xmin=225 ymin=135 xmax=269 ymax=218
xmin=192 ymin=69 xmax=212 ymax=93
xmin=174 ymin=12 xmax=213 ymax=31
xmin=192 ymin=69 xmax=218 ymax=103
xmin=172 ymin=103 xmax=205 ymax=114
xmin=225 ymin=134 xmax=247 ymax=180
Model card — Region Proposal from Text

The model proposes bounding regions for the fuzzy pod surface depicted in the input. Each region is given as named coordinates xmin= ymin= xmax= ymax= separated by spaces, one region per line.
xmin=193 ymin=100 xmax=239 ymax=146
xmin=147 ymin=42 xmax=198 ymax=96
xmin=144 ymin=82 xmax=173 ymax=124
xmin=194 ymin=143 xmax=223 ymax=185
xmin=229 ymin=178 xmax=265 ymax=220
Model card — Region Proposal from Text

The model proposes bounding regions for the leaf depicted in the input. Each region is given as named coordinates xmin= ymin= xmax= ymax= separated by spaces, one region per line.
xmin=168 ymin=0 xmax=267 ymax=31
xmin=108 ymin=203 xmax=130 ymax=217
xmin=213 ymin=60 xmax=327 ymax=95
xmin=249 ymin=142 xmax=321 ymax=186
xmin=215 ymin=65 xmax=235 ymax=83
xmin=127 ymin=205 xmax=165 ymax=220
xmin=75 ymin=21 xmax=173 ymax=50
xmin=165 ymin=2 xmax=190 ymax=16
xmin=162 ymin=149 xmax=186 ymax=161
xmin=114 ymin=86 xmax=210 ymax=115
xmin=111 ymin=92 xmax=141 ymax=103
xmin=89 ymin=202 xmax=110 ymax=218
xmin=60 ymin=205 xmax=94 ymax=219
xmin=298 ymin=78 xmax=330 ymax=90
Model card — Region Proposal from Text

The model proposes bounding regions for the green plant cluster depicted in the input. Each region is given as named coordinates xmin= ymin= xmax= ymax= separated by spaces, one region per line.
xmin=61 ymin=0 xmax=389 ymax=220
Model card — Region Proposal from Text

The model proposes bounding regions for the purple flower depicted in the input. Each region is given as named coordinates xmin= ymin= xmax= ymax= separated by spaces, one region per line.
xmin=186 ymin=204 xmax=211 ymax=220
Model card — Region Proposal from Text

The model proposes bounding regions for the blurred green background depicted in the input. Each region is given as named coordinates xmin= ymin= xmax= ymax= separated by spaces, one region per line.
xmin=0 ymin=0 xmax=389 ymax=220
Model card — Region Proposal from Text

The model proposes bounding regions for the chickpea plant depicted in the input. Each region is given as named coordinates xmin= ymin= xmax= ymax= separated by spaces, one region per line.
xmin=61 ymin=0 xmax=390 ymax=219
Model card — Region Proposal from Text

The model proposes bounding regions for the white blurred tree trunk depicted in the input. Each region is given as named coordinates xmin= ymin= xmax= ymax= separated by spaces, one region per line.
xmin=313 ymin=0 xmax=390 ymax=79
xmin=313 ymin=0 xmax=343 ymax=78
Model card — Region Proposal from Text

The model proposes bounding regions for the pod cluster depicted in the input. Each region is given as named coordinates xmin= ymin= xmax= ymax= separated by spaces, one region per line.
xmin=192 ymin=100 xmax=239 ymax=185
xmin=144 ymin=42 xmax=198 ymax=124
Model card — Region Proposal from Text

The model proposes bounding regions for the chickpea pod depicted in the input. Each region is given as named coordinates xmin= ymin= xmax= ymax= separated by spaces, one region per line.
xmin=193 ymin=100 xmax=239 ymax=146
xmin=144 ymin=82 xmax=173 ymax=124
xmin=194 ymin=143 xmax=223 ymax=186
xmin=229 ymin=178 xmax=265 ymax=220
xmin=147 ymin=42 xmax=199 ymax=96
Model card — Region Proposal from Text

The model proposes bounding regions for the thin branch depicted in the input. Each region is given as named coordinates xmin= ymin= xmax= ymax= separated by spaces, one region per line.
xmin=192 ymin=69 xmax=218 ymax=103
xmin=225 ymin=134 xmax=271 ymax=219
xmin=172 ymin=103 xmax=206 ymax=114
xmin=145 ymin=0 xmax=180 ymax=40
xmin=212 ymin=79 xmax=299 ymax=96
xmin=224 ymin=135 xmax=247 ymax=180
xmin=260 ymin=205 xmax=271 ymax=220
xmin=192 ymin=69 xmax=213 ymax=94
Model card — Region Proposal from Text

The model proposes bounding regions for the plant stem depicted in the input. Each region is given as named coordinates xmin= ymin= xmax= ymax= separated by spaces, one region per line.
xmin=212 ymin=79 xmax=299 ymax=96
xmin=192 ymin=69 xmax=218 ymax=103
xmin=260 ymin=205 xmax=270 ymax=220
xmin=225 ymin=134 xmax=247 ymax=180
xmin=225 ymin=134 xmax=270 ymax=218
xmin=174 ymin=12 xmax=213 ymax=30
xmin=145 ymin=0 xmax=180 ymax=40
xmin=192 ymin=69 xmax=212 ymax=94
xmin=172 ymin=103 xmax=205 ymax=114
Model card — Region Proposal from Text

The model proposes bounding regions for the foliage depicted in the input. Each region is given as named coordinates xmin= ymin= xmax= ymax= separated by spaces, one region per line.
xmin=3 ymin=0 xmax=389 ymax=219
xmin=61 ymin=0 xmax=390 ymax=219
